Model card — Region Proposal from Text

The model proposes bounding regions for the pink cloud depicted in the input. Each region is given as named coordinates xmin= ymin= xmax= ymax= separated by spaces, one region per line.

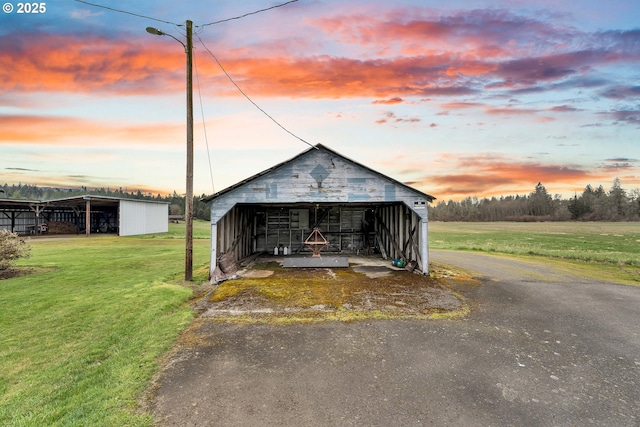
xmin=372 ymin=97 xmax=404 ymax=105
xmin=439 ymin=101 xmax=484 ymax=110
xmin=375 ymin=111 xmax=421 ymax=125
xmin=3 ymin=12 xmax=638 ymax=105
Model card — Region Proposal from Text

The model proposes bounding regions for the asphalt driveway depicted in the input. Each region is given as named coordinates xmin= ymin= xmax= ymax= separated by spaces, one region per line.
xmin=152 ymin=250 xmax=640 ymax=426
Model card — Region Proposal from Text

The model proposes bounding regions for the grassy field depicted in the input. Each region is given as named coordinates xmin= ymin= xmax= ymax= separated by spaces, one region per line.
xmin=429 ymin=222 xmax=640 ymax=265
xmin=0 ymin=221 xmax=211 ymax=427
xmin=429 ymin=221 xmax=640 ymax=284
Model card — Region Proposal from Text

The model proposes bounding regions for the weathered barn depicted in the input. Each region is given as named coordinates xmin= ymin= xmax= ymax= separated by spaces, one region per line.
xmin=203 ymin=144 xmax=435 ymax=276
xmin=0 ymin=195 xmax=168 ymax=237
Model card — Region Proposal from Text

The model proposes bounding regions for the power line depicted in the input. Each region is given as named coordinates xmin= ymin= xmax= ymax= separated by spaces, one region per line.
xmin=200 ymin=0 xmax=298 ymax=27
xmin=74 ymin=0 xmax=299 ymax=30
xmin=73 ymin=0 xmax=314 ymax=151
xmin=73 ymin=0 xmax=179 ymax=26
xmin=192 ymin=49 xmax=216 ymax=194
xmin=196 ymin=34 xmax=317 ymax=150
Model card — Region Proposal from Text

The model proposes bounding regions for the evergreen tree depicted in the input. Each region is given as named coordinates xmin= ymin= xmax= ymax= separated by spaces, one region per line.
xmin=529 ymin=182 xmax=554 ymax=216
xmin=567 ymin=194 xmax=590 ymax=219
xmin=608 ymin=177 xmax=627 ymax=219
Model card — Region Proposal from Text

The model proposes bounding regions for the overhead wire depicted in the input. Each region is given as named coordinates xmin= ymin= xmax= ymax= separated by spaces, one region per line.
xmin=196 ymin=33 xmax=317 ymax=150
xmin=73 ymin=0 xmax=316 ymax=157
xmin=200 ymin=0 xmax=298 ymax=27
xmin=72 ymin=0 xmax=179 ymax=26
xmin=192 ymin=48 xmax=217 ymax=193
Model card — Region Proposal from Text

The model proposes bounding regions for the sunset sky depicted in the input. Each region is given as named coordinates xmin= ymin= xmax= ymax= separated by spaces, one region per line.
xmin=1 ymin=0 xmax=639 ymax=201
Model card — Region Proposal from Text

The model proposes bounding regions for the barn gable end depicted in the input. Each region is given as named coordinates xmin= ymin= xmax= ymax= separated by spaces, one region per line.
xmin=203 ymin=144 xmax=435 ymax=277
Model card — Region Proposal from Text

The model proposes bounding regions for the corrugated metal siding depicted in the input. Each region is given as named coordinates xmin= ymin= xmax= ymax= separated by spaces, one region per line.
xmin=0 ymin=211 xmax=36 ymax=234
xmin=119 ymin=200 xmax=168 ymax=236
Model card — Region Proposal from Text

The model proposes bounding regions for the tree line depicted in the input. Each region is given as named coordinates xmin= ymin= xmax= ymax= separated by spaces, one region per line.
xmin=3 ymin=179 xmax=639 ymax=223
xmin=0 ymin=183 xmax=212 ymax=221
xmin=428 ymin=179 xmax=640 ymax=222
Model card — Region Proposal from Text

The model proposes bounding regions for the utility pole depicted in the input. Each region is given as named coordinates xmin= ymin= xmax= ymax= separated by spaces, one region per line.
xmin=146 ymin=20 xmax=194 ymax=281
xmin=185 ymin=19 xmax=194 ymax=281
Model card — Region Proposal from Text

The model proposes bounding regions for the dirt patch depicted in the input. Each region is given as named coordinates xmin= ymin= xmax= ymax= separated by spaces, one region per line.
xmin=194 ymin=257 xmax=476 ymax=323
xmin=0 ymin=267 xmax=45 ymax=280
xmin=0 ymin=268 xmax=23 ymax=280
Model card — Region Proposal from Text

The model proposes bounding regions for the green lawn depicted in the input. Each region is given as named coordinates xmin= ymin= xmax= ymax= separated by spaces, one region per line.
xmin=429 ymin=221 xmax=640 ymax=284
xmin=0 ymin=221 xmax=211 ymax=427
xmin=429 ymin=221 xmax=640 ymax=265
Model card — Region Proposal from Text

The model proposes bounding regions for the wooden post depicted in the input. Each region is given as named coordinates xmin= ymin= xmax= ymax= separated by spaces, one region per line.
xmin=376 ymin=211 xmax=407 ymax=261
xmin=184 ymin=19 xmax=194 ymax=281
xmin=210 ymin=220 xmax=218 ymax=277
xmin=85 ymin=198 xmax=91 ymax=237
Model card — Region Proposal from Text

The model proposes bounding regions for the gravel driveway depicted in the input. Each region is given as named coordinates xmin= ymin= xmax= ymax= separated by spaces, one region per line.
xmin=151 ymin=250 xmax=640 ymax=426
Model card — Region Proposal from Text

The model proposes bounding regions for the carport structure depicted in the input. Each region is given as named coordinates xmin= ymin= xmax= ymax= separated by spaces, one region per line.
xmin=203 ymin=144 xmax=436 ymax=277
xmin=0 ymin=195 xmax=168 ymax=236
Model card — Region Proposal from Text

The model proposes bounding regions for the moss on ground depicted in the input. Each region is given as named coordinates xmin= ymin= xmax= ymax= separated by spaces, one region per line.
xmin=201 ymin=261 xmax=477 ymax=324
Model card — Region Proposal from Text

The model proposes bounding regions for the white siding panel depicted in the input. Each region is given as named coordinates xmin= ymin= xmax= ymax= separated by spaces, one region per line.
xmin=119 ymin=200 xmax=168 ymax=236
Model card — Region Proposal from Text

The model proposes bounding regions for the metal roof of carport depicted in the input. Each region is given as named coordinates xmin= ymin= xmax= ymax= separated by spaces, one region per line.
xmin=40 ymin=195 xmax=167 ymax=208
xmin=0 ymin=195 xmax=168 ymax=211
xmin=0 ymin=196 xmax=122 ymax=210
xmin=0 ymin=199 xmax=42 ymax=210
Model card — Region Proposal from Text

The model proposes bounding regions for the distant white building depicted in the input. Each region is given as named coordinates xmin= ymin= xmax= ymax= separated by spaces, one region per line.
xmin=0 ymin=195 xmax=168 ymax=236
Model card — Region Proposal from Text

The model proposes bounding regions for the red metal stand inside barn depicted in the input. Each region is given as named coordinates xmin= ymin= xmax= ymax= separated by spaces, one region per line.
xmin=304 ymin=227 xmax=328 ymax=257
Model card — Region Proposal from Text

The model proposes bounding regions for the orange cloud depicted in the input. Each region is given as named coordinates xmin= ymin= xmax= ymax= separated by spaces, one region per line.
xmin=375 ymin=153 xmax=619 ymax=200
xmin=455 ymin=155 xmax=596 ymax=181
xmin=0 ymin=114 xmax=182 ymax=145
xmin=0 ymin=31 xmax=487 ymax=100
xmin=263 ymin=54 xmax=480 ymax=98
xmin=2 ymin=9 xmax=639 ymax=110
xmin=0 ymin=33 xmax=184 ymax=95
xmin=429 ymin=159 xmax=606 ymax=199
